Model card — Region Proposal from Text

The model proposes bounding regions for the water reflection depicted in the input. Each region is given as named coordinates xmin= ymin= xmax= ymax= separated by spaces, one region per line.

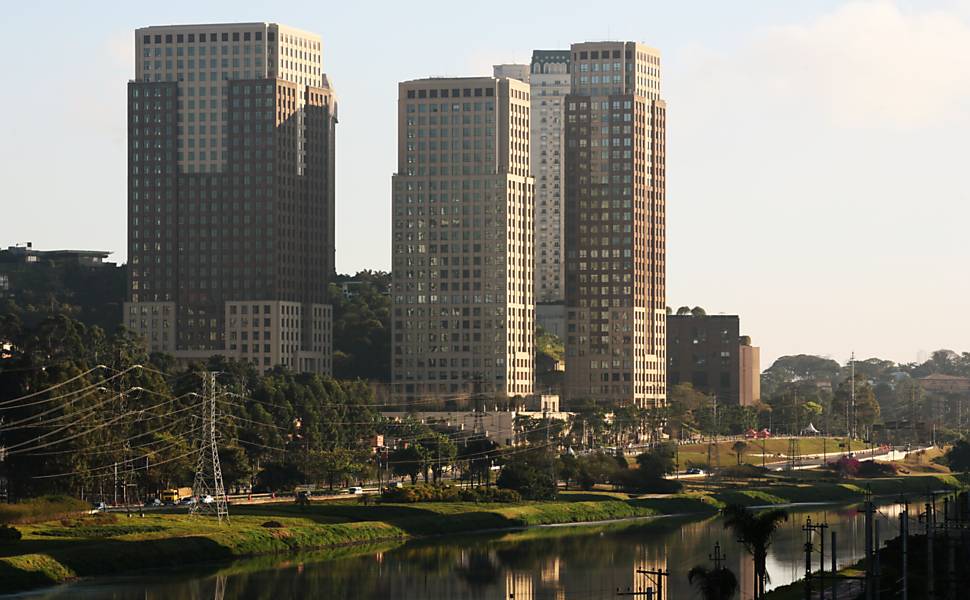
xmin=12 ymin=502 xmax=906 ymax=600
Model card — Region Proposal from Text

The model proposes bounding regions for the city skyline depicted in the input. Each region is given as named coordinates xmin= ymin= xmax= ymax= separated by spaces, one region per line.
xmin=4 ymin=0 xmax=970 ymax=366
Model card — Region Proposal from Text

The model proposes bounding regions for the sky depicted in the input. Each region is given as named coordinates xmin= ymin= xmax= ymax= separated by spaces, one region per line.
xmin=2 ymin=0 xmax=969 ymax=367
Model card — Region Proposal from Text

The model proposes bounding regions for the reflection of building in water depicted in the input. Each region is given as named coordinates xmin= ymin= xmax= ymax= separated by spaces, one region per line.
xmin=505 ymin=571 xmax=534 ymax=600
xmin=540 ymin=557 xmax=561 ymax=584
xmin=738 ymin=552 xmax=755 ymax=600
xmin=633 ymin=549 xmax=668 ymax=600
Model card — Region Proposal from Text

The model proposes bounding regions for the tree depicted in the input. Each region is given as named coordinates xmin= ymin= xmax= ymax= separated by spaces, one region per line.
xmin=687 ymin=565 xmax=739 ymax=600
xmin=497 ymin=451 xmax=556 ymax=500
xmin=310 ymin=448 xmax=354 ymax=490
xmin=732 ymin=441 xmax=748 ymax=466
xmin=945 ymin=440 xmax=970 ymax=472
xmin=722 ymin=504 xmax=788 ymax=599
xmin=556 ymin=453 xmax=580 ymax=490
xmin=635 ymin=444 xmax=676 ymax=480
xmin=575 ymin=452 xmax=620 ymax=490
xmin=676 ymin=306 xmax=692 ymax=316
xmin=389 ymin=446 xmax=422 ymax=485
xmin=832 ymin=373 xmax=880 ymax=435
xmin=328 ymin=271 xmax=391 ymax=381
xmin=691 ymin=306 xmax=707 ymax=317
xmin=666 ymin=383 xmax=714 ymax=438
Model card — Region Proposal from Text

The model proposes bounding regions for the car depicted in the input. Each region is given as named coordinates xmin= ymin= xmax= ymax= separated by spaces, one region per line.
xmin=90 ymin=502 xmax=107 ymax=513
xmin=200 ymin=495 xmax=214 ymax=504
xmin=179 ymin=497 xmax=196 ymax=505
xmin=388 ymin=481 xmax=404 ymax=489
xmin=348 ymin=486 xmax=364 ymax=495
xmin=144 ymin=498 xmax=162 ymax=507
xmin=685 ymin=468 xmax=705 ymax=475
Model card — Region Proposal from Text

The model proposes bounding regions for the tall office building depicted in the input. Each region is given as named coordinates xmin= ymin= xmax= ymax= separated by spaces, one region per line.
xmin=667 ymin=314 xmax=761 ymax=406
xmin=563 ymin=41 xmax=666 ymax=408
xmin=529 ymin=51 xmax=570 ymax=307
xmin=391 ymin=76 xmax=534 ymax=402
xmin=125 ymin=22 xmax=337 ymax=374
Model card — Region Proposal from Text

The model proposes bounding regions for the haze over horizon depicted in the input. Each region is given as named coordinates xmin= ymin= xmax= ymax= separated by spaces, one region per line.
xmin=3 ymin=0 xmax=969 ymax=367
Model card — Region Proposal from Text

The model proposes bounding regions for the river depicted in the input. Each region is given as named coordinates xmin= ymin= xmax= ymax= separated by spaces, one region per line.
xmin=10 ymin=501 xmax=907 ymax=600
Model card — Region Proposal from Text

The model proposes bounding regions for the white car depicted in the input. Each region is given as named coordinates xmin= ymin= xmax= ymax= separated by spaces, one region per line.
xmin=201 ymin=495 xmax=215 ymax=504
xmin=348 ymin=486 xmax=364 ymax=495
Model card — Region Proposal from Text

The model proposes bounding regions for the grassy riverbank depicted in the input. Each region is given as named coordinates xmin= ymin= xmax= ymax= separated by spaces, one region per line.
xmin=0 ymin=492 xmax=718 ymax=593
xmin=693 ymin=472 xmax=964 ymax=506
xmin=0 ymin=473 xmax=962 ymax=594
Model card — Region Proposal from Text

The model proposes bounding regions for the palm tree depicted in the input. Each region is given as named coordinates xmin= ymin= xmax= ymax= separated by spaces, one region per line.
xmin=732 ymin=441 xmax=748 ymax=466
xmin=722 ymin=504 xmax=788 ymax=599
xmin=687 ymin=565 xmax=739 ymax=600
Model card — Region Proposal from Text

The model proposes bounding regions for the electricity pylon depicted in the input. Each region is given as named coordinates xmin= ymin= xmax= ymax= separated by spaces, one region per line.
xmin=190 ymin=372 xmax=229 ymax=523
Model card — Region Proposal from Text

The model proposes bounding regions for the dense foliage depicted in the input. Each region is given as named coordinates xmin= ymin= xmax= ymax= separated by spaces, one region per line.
xmin=328 ymin=271 xmax=391 ymax=381
xmin=0 ymin=315 xmax=382 ymax=501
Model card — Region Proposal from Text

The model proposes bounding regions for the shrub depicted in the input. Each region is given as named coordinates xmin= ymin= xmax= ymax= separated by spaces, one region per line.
xmin=458 ymin=487 xmax=522 ymax=503
xmin=720 ymin=464 xmax=767 ymax=479
xmin=0 ymin=525 xmax=22 ymax=543
xmin=857 ymin=461 xmax=897 ymax=478
xmin=381 ymin=484 xmax=522 ymax=504
xmin=612 ymin=467 xmax=683 ymax=494
xmin=381 ymin=484 xmax=458 ymax=503
xmin=831 ymin=457 xmax=860 ymax=478
xmin=0 ymin=495 xmax=89 ymax=525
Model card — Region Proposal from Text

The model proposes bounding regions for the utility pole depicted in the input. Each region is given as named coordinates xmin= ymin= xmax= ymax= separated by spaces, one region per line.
xmin=900 ymin=501 xmax=909 ymax=600
xmin=861 ymin=488 xmax=875 ymax=600
xmin=190 ymin=372 xmax=229 ymax=523
xmin=831 ymin=530 xmax=838 ymax=600
xmin=850 ymin=352 xmax=856 ymax=443
xmin=925 ymin=500 xmax=934 ymax=599
xmin=635 ymin=567 xmax=668 ymax=600
xmin=802 ymin=516 xmax=815 ymax=600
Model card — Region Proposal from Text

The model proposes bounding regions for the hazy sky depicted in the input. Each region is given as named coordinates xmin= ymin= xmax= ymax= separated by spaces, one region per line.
xmin=2 ymin=0 xmax=969 ymax=367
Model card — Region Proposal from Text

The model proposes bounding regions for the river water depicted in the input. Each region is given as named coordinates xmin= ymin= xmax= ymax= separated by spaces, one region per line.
xmin=11 ymin=502 xmax=907 ymax=600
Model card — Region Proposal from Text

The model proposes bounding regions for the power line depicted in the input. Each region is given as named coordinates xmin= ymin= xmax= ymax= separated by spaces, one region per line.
xmin=0 ymin=364 xmax=108 ymax=407
xmin=4 ymin=391 xmax=184 ymax=455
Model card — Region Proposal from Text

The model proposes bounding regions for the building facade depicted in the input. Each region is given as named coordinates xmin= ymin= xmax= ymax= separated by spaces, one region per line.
xmin=563 ymin=42 xmax=666 ymax=408
xmin=667 ymin=314 xmax=761 ymax=406
xmin=530 ymin=51 xmax=570 ymax=306
xmin=391 ymin=76 xmax=535 ymax=402
xmin=124 ymin=23 xmax=336 ymax=373
xmin=739 ymin=340 xmax=761 ymax=407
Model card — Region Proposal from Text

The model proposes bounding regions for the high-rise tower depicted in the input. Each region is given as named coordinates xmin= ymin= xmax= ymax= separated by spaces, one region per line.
xmin=125 ymin=23 xmax=336 ymax=374
xmin=563 ymin=42 xmax=666 ymax=408
xmin=391 ymin=76 xmax=535 ymax=402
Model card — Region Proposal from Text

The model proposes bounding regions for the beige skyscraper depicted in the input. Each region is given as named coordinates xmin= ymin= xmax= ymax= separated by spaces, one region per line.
xmin=391 ymin=76 xmax=534 ymax=402
xmin=564 ymin=41 xmax=666 ymax=408
xmin=125 ymin=23 xmax=336 ymax=374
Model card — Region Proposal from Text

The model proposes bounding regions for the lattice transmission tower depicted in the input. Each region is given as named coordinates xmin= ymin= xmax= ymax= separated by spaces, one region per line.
xmin=190 ymin=372 xmax=229 ymax=522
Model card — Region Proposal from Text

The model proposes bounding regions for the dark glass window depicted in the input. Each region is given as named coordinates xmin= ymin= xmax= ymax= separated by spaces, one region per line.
xmin=165 ymin=34 xmax=172 ymax=43
xmin=177 ymin=34 xmax=184 ymax=43
xmin=143 ymin=35 xmax=150 ymax=44
xmin=222 ymin=33 xmax=229 ymax=42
